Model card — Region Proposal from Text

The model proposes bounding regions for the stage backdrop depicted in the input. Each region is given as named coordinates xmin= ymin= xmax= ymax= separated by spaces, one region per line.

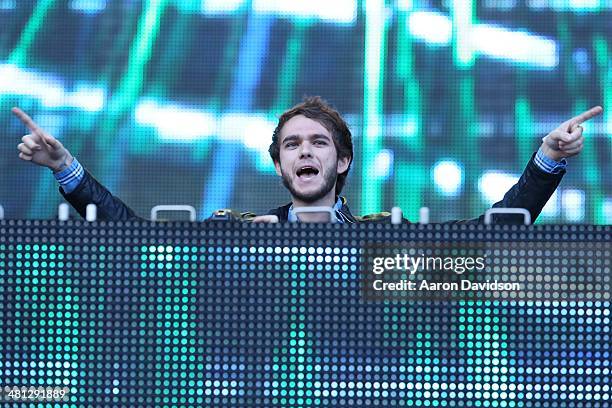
xmin=0 ymin=0 xmax=610 ymax=223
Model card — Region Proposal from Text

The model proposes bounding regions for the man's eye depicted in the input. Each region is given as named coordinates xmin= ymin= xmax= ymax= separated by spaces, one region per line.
xmin=314 ymin=140 xmax=327 ymax=145
xmin=285 ymin=142 xmax=297 ymax=148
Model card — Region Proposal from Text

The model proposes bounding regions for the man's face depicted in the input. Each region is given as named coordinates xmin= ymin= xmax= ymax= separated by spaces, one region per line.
xmin=275 ymin=115 xmax=350 ymax=204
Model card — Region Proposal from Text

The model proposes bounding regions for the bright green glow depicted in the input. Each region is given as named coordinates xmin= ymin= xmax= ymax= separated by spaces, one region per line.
xmin=257 ymin=20 xmax=310 ymax=173
xmin=458 ymin=302 xmax=512 ymax=386
xmin=556 ymin=16 xmax=590 ymax=222
xmin=97 ymin=0 xmax=169 ymax=176
xmin=11 ymin=245 xmax=79 ymax=390
xmin=269 ymin=260 xmax=318 ymax=404
xmin=394 ymin=2 xmax=424 ymax=218
xmin=361 ymin=0 xmax=387 ymax=214
xmin=575 ymin=99 xmax=605 ymax=223
xmin=593 ymin=36 xmax=611 ymax=140
xmin=451 ymin=0 xmax=475 ymax=68
xmin=148 ymin=3 xmax=194 ymax=100
xmin=456 ymin=75 xmax=480 ymax=215
xmin=2 ymin=4 xmax=609 ymax=224
xmin=515 ymin=97 xmax=535 ymax=169
xmin=142 ymin=245 xmax=201 ymax=404
xmin=8 ymin=0 xmax=57 ymax=66
xmin=171 ymin=0 xmax=200 ymax=13
xmin=395 ymin=163 xmax=425 ymax=222
xmin=593 ymin=37 xmax=611 ymax=223
xmin=396 ymin=3 xmax=421 ymax=147
xmin=146 ymin=7 xmax=210 ymax=161
xmin=273 ymin=21 xmax=308 ymax=114
xmin=271 ymin=326 xmax=319 ymax=405
xmin=118 ymin=0 xmax=168 ymax=105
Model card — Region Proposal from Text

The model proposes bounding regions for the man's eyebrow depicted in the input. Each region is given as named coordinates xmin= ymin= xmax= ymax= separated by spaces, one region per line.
xmin=282 ymin=133 xmax=331 ymax=143
xmin=282 ymin=135 xmax=299 ymax=143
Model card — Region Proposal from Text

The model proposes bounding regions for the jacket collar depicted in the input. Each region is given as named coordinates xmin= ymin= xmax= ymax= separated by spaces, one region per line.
xmin=267 ymin=196 xmax=357 ymax=223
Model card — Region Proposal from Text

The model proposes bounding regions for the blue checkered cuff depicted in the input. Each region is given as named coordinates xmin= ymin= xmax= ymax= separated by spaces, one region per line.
xmin=54 ymin=157 xmax=84 ymax=194
xmin=534 ymin=148 xmax=567 ymax=174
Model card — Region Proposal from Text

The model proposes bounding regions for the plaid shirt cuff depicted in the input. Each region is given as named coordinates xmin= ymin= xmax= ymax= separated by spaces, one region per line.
xmin=54 ymin=157 xmax=84 ymax=194
xmin=534 ymin=148 xmax=567 ymax=174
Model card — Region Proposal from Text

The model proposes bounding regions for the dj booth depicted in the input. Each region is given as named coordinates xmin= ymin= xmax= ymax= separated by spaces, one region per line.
xmin=1 ymin=221 xmax=610 ymax=406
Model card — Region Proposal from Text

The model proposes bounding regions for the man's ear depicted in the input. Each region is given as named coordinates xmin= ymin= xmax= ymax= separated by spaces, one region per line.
xmin=337 ymin=156 xmax=350 ymax=174
xmin=274 ymin=160 xmax=282 ymax=177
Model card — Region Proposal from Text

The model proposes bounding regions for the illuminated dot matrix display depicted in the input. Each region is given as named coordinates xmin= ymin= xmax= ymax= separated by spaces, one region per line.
xmin=0 ymin=220 xmax=610 ymax=407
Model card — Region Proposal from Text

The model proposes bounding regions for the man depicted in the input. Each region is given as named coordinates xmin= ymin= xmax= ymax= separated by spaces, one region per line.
xmin=13 ymin=97 xmax=602 ymax=223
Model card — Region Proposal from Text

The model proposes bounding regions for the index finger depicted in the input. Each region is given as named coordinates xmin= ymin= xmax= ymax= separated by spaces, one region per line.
xmin=11 ymin=107 xmax=45 ymax=135
xmin=568 ymin=105 xmax=603 ymax=128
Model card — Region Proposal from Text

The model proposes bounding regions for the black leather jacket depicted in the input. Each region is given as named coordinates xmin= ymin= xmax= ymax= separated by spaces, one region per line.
xmin=61 ymin=153 xmax=564 ymax=224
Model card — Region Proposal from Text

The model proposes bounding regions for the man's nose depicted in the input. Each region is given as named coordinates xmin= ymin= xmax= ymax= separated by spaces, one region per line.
xmin=299 ymin=142 xmax=313 ymax=157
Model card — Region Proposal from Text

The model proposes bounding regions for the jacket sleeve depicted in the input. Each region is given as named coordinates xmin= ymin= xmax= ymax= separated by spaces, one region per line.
xmin=453 ymin=153 xmax=564 ymax=225
xmin=60 ymin=169 xmax=141 ymax=221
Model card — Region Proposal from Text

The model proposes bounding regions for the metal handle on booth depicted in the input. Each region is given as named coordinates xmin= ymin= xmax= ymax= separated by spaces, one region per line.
xmin=484 ymin=208 xmax=531 ymax=225
xmin=0 ymin=204 xmax=4 ymax=220
xmin=292 ymin=206 xmax=337 ymax=223
xmin=151 ymin=205 xmax=197 ymax=222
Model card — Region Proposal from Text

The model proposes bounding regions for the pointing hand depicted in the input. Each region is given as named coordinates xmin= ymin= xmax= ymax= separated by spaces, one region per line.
xmin=13 ymin=107 xmax=73 ymax=173
xmin=540 ymin=106 xmax=603 ymax=161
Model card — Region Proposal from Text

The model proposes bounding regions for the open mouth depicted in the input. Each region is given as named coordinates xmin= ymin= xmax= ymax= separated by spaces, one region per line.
xmin=296 ymin=166 xmax=319 ymax=179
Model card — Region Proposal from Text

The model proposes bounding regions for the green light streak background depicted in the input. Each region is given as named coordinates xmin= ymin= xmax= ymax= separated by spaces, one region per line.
xmin=0 ymin=1 xmax=609 ymax=223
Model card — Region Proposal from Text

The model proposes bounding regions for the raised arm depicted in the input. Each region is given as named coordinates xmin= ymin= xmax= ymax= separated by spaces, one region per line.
xmin=474 ymin=106 xmax=603 ymax=224
xmin=13 ymin=107 xmax=139 ymax=221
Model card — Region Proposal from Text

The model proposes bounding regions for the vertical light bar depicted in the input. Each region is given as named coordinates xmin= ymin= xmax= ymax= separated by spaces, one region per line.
xmin=96 ymin=0 xmax=169 ymax=181
xmin=555 ymin=14 xmax=599 ymax=222
xmin=105 ymin=0 xmax=169 ymax=115
xmin=361 ymin=0 xmax=387 ymax=214
xmin=458 ymin=301 xmax=513 ymax=387
xmin=575 ymin=99 xmax=605 ymax=223
xmin=8 ymin=0 xmax=57 ymax=66
xmin=593 ymin=36 xmax=610 ymax=223
xmin=458 ymin=75 xmax=479 ymax=215
xmin=594 ymin=36 xmax=611 ymax=137
xmin=394 ymin=0 xmax=423 ymax=219
xmin=515 ymin=97 xmax=534 ymax=169
xmin=395 ymin=163 xmax=425 ymax=221
xmin=209 ymin=3 xmax=248 ymax=109
xmin=269 ymin=20 xmax=308 ymax=174
xmin=451 ymin=0 xmax=475 ymax=68
xmin=269 ymin=252 xmax=317 ymax=404
xmin=272 ymin=21 xmax=308 ymax=114
xmin=450 ymin=1 xmax=478 ymax=214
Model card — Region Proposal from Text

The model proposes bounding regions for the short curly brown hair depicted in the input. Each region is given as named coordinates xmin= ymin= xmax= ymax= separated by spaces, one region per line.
xmin=269 ymin=96 xmax=353 ymax=195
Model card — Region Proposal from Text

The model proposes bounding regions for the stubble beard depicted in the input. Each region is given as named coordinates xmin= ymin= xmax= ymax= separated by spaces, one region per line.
xmin=281 ymin=168 xmax=337 ymax=204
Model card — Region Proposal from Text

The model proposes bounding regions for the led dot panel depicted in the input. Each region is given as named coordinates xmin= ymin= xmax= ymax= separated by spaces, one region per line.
xmin=0 ymin=221 xmax=610 ymax=407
